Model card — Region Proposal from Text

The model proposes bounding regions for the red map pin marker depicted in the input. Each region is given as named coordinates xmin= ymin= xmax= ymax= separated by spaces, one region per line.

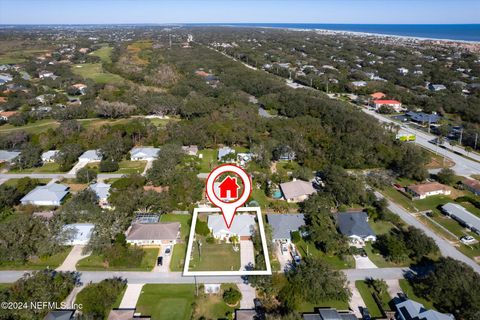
xmin=205 ymin=164 xmax=252 ymax=228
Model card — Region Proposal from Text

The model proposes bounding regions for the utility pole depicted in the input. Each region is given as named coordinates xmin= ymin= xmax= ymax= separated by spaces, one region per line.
xmin=459 ymin=128 xmax=463 ymax=146
xmin=169 ymin=34 xmax=172 ymax=49
xmin=475 ymin=133 xmax=478 ymax=150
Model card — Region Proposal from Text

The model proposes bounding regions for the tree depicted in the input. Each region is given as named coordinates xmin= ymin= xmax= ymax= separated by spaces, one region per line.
xmin=56 ymin=143 xmax=83 ymax=171
xmin=76 ymin=167 xmax=97 ymax=183
xmin=223 ymin=287 xmax=242 ymax=306
xmin=411 ymin=258 xmax=480 ymax=320
xmin=436 ymin=168 xmax=456 ymax=185
xmin=321 ymin=165 xmax=365 ymax=206
xmin=403 ymin=226 xmax=439 ymax=261
xmin=75 ymin=278 xmax=126 ymax=319
xmin=99 ymin=159 xmax=119 ymax=172
xmin=392 ymin=144 xmax=429 ymax=181
xmin=281 ymin=257 xmax=350 ymax=310
xmin=14 ymin=143 xmax=42 ymax=169
xmin=146 ymin=144 xmax=184 ymax=185
xmin=373 ymin=232 xmax=409 ymax=263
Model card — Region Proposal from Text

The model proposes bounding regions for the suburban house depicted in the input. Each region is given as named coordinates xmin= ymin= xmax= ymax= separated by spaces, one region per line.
xmin=208 ymin=213 xmax=256 ymax=240
xmin=125 ymin=222 xmax=181 ymax=245
xmin=462 ymin=178 xmax=480 ymax=195
xmin=89 ymin=182 xmax=111 ymax=208
xmin=337 ymin=211 xmax=376 ymax=245
xmin=218 ymin=146 xmax=235 ymax=161
xmin=78 ymin=149 xmax=102 ymax=162
xmin=0 ymin=73 xmax=13 ymax=84
xmin=351 ymin=81 xmax=367 ymax=87
xmin=44 ymin=310 xmax=76 ymax=320
xmin=406 ymin=182 xmax=451 ymax=200
xmin=370 ymin=92 xmax=386 ymax=100
xmin=108 ymin=308 xmax=151 ymax=320
xmin=406 ymin=111 xmax=440 ymax=124
xmin=62 ymin=223 xmax=95 ymax=246
xmin=398 ymin=67 xmax=409 ymax=75
xmin=302 ymin=308 xmax=357 ymax=320
xmin=0 ymin=150 xmax=20 ymax=163
xmin=71 ymin=83 xmax=88 ymax=95
xmin=20 ymin=183 xmax=69 ymax=206
xmin=41 ymin=150 xmax=59 ymax=163
xmin=267 ymin=213 xmax=305 ymax=243
xmin=237 ymin=152 xmax=253 ymax=167
xmin=38 ymin=70 xmax=55 ymax=79
xmin=428 ymin=83 xmax=447 ymax=92
xmin=130 ymin=147 xmax=160 ymax=161
xmin=373 ymin=99 xmax=403 ymax=112
xmin=182 ymin=145 xmax=198 ymax=156
xmin=395 ymin=298 xmax=454 ymax=320
xmin=280 ymin=179 xmax=316 ymax=203
xmin=0 ymin=110 xmax=17 ymax=121
xmin=441 ymin=203 xmax=480 ymax=235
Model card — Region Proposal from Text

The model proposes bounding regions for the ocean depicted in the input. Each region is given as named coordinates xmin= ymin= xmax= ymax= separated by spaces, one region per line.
xmin=188 ymin=23 xmax=480 ymax=42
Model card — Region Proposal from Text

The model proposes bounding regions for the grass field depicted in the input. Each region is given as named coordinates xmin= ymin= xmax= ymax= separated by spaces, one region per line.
xmin=399 ymin=279 xmax=435 ymax=310
xmin=0 ymin=247 xmax=71 ymax=270
xmin=297 ymin=299 xmax=349 ymax=313
xmin=369 ymin=220 xmax=396 ymax=235
xmin=0 ymin=284 xmax=10 ymax=291
xmin=170 ymin=243 xmax=187 ymax=272
xmin=90 ymin=46 xmax=113 ymax=63
xmin=136 ymin=284 xmax=195 ymax=320
xmin=76 ymin=248 xmax=158 ymax=271
xmin=0 ymin=48 xmax=50 ymax=64
xmin=9 ymin=162 xmax=64 ymax=174
xmin=355 ymin=281 xmax=383 ymax=318
xmin=72 ymin=63 xmax=125 ymax=84
xmin=294 ymin=238 xmax=355 ymax=269
xmin=86 ymin=160 xmax=146 ymax=174
xmin=197 ymin=148 xmax=218 ymax=172
xmin=189 ymin=240 xmax=240 ymax=271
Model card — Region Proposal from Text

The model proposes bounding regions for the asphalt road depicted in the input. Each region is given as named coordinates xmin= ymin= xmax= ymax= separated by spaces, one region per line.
xmin=0 ymin=268 xmax=410 ymax=285
xmin=363 ymin=109 xmax=480 ymax=177
xmin=376 ymin=192 xmax=480 ymax=274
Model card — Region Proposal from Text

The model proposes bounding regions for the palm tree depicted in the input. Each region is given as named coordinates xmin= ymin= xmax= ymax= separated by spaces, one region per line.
xmin=230 ymin=235 xmax=239 ymax=251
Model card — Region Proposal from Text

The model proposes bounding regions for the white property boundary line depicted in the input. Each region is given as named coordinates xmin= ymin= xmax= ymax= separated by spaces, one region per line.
xmin=183 ymin=207 xmax=272 ymax=276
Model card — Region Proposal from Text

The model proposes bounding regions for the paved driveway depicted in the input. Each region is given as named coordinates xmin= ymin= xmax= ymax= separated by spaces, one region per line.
xmin=238 ymin=283 xmax=256 ymax=309
xmin=354 ymin=255 xmax=378 ymax=269
xmin=240 ymin=240 xmax=255 ymax=270
xmin=153 ymin=245 xmax=173 ymax=272
xmin=119 ymin=283 xmax=144 ymax=308
xmin=67 ymin=161 xmax=89 ymax=175
xmin=56 ymin=245 xmax=90 ymax=271
xmin=386 ymin=279 xmax=403 ymax=300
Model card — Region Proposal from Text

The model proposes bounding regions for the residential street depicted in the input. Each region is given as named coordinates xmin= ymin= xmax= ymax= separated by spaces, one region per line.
xmin=376 ymin=191 xmax=480 ymax=274
xmin=0 ymin=173 xmax=124 ymax=180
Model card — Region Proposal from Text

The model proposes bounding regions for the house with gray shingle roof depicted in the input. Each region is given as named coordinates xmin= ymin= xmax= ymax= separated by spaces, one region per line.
xmin=218 ymin=147 xmax=235 ymax=161
xmin=395 ymin=299 xmax=454 ymax=320
xmin=78 ymin=149 xmax=102 ymax=162
xmin=280 ymin=179 xmax=316 ymax=203
xmin=267 ymin=214 xmax=305 ymax=243
xmin=0 ymin=150 xmax=20 ymax=163
xmin=337 ymin=211 xmax=376 ymax=245
xmin=130 ymin=147 xmax=160 ymax=161
xmin=20 ymin=183 xmax=69 ymax=206
xmin=126 ymin=222 xmax=180 ymax=245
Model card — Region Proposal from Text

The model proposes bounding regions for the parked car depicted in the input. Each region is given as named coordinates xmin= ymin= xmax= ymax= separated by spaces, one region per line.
xmin=361 ymin=307 xmax=371 ymax=320
xmin=293 ymin=255 xmax=301 ymax=265
xmin=281 ymin=243 xmax=288 ymax=254
xmin=157 ymin=256 xmax=163 ymax=266
xmin=460 ymin=235 xmax=477 ymax=245
xmin=165 ymin=245 xmax=172 ymax=256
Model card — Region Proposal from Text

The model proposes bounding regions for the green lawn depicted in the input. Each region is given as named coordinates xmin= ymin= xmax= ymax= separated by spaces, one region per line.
xmin=170 ymin=243 xmax=187 ymax=272
xmin=355 ymin=281 xmax=383 ymax=318
xmin=197 ymin=148 xmax=218 ymax=172
xmin=160 ymin=214 xmax=191 ymax=239
xmin=382 ymin=187 xmax=417 ymax=212
xmin=194 ymin=284 xmax=237 ymax=319
xmin=364 ymin=242 xmax=410 ymax=268
xmin=76 ymin=248 xmax=158 ymax=271
xmin=0 ymin=119 xmax=60 ymax=135
xmin=297 ymin=299 xmax=349 ymax=313
xmin=90 ymin=46 xmax=113 ymax=63
xmin=0 ymin=284 xmax=11 ymax=291
xmin=294 ymin=238 xmax=355 ymax=269
xmin=86 ymin=160 xmax=146 ymax=174
xmin=9 ymin=162 xmax=64 ymax=174
xmin=189 ymin=240 xmax=241 ymax=271
xmin=369 ymin=220 xmax=396 ymax=235
xmin=72 ymin=63 xmax=125 ymax=85
xmin=0 ymin=247 xmax=71 ymax=270
xmin=136 ymin=284 xmax=195 ymax=320
xmin=399 ymin=279 xmax=435 ymax=310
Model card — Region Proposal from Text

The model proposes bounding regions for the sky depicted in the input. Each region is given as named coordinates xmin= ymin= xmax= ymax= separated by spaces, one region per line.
xmin=0 ymin=0 xmax=479 ymax=25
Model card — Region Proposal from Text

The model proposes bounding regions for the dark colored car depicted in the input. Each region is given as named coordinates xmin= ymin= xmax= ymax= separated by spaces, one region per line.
xmin=361 ymin=307 xmax=371 ymax=320
xmin=157 ymin=256 xmax=163 ymax=266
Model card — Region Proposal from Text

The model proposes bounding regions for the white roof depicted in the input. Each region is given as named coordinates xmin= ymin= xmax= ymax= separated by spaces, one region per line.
xmin=208 ymin=213 xmax=255 ymax=237
xmin=0 ymin=150 xmax=20 ymax=162
xmin=396 ymin=299 xmax=454 ymax=320
xmin=63 ymin=223 xmax=94 ymax=243
xmin=41 ymin=150 xmax=59 ymax=160
xmin=20 ymin=183 xmax=69 ymax=203
xmin=79 ymin=149 xmax=102 ymax=161
xmin=130 ymin=147 xmax=160 ymax=158
xmin=280 ymin=180 xmax=316 ymax=199
xmin=89 ymin=182 xmax=111 ymax=200
xmin=441 ymin=203 xmax=480 ymax=231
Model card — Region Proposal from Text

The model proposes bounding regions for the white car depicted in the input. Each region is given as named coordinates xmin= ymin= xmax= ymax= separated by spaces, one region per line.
xmin=460 ymin=236 xmax=477 ymax=245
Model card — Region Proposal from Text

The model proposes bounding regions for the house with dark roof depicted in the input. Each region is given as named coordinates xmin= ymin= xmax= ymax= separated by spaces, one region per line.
xmin=43 ymin=310 xmax=76 ymax=320
xmin=267 ymin=213 xmax=305 ymax=243
xmin=337 ymin=212 xmax=376 ymax=245
xmin=395 ymin=299 xmax=454 ymax=320
xmin=107 ymin=308 xmax=151 ymax=319
xmin=20 ymin=183 xmax=69 ymax=206
xmin=126 ymin=222 xmax=181 ymax=245
xmin=406 ymin=111 xmax=440 ymax=124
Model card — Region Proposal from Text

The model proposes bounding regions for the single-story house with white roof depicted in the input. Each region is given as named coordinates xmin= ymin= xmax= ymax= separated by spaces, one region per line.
xmin=130 ymin=147 xmax=160 ymax=161
xmin=0 ymin=150 xmax=20 ymax=163
xmin=125 ymin=222 xmax=181 ymax=245
xmin=280 ymin=179 xmax=316 ymax=203
xmin=20 ymin=183 xmax=69 ymax=206
xmin=41 ymin=150 xmax=59 ymax=163
xmin=208 ymin=213 xmax=256 ymax=240
xmin=62 ymin=223 xmax=95 ymax=245
xmin=78 ymin=149 xmax=102 ymax=162
xmin=267 ymin=213 xmax=305 ymax=243
xmin=218 ymin=147 xmax=235 ymax=161
xmin=89 ymin=182 xmax=111 ymax=208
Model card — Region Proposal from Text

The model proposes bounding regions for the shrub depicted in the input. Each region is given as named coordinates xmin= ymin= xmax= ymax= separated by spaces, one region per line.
xmin=99 ymin=159 xmax=119 ymax=172
xmin=291 ymin=231 xmax=301 ymax=243
xmin=223 ymin=287 xmax=242 ymax=305
xmin=195 ymin=220 xmax=210 ymax=236
xmin=75 ymin=278 xmax=126 ymax=319
xmin=76 ymin=167 xmax=97 ymax=183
